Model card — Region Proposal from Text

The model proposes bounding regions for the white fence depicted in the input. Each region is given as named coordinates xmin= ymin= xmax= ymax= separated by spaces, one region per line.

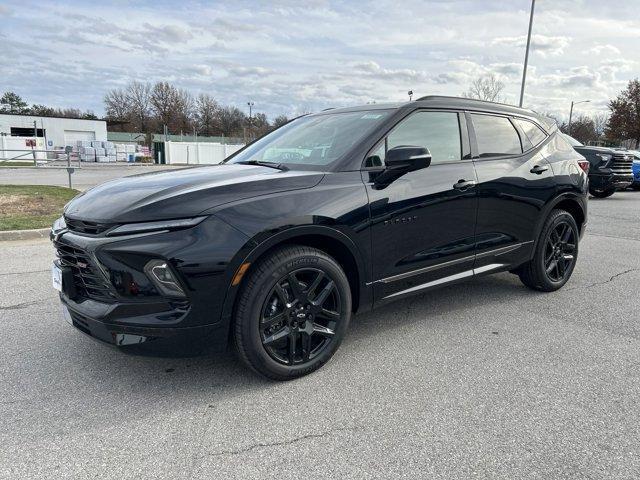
xmin=164 ymin=141 xmax=244 ymax=165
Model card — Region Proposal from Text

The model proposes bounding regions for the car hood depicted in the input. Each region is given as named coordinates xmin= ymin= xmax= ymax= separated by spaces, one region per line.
xmin=64 ymin=164 xmax=324 ymax=224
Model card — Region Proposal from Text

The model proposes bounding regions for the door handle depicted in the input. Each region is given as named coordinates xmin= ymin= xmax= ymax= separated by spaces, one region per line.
xmin=453 ymin=179 xmax=476 ymax=191
xmin=530 ymin=165 xmax=549 ymax=175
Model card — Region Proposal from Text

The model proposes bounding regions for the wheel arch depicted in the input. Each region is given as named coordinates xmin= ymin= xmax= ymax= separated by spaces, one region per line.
xmin=533 ymin=193 xmax=586 ymax=250
xmin=219 ymin=225 xmax=371 ymax=329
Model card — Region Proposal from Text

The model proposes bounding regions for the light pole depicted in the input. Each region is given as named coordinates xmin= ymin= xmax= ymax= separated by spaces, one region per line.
xmin=519 ymin=0 xmax=536 ymax=107
xmin=247 ymin=102 xmax=254 ymax=142
xmin=408 ymin=90 xmax=413 ymax=101
xmin=568 ymin=100 xmax=590 ymax=136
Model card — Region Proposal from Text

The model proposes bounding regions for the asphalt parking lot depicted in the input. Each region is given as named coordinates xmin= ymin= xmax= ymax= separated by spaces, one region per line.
xmin=1 ymin=192 xmax=639 ymax=479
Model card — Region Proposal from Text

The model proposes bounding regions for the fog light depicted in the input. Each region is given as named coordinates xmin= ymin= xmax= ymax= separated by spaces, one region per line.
xmin=144 ymin=260 xmax=186 ymax=298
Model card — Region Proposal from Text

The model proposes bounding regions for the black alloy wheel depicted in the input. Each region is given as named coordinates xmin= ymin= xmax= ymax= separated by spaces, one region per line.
xmin=543 ymin=221 xmax=576 ymax=283
xmin=260 ymin=268 xmax=341 ymax=366
xmin=518 ymin=209 xmax=579 ymax=292
xmin=234 ymin=245 xmax=351 ymax=380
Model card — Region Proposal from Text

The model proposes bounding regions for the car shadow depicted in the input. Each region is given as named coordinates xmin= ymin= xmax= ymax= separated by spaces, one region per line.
xmin=66 ymin=272 xmax=538 ymax=397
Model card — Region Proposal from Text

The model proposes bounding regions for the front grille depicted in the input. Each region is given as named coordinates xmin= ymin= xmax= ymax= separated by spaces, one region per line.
xmin=610 ymin=153 xmax=633 ymax=175
xmin=54 ymin=241 xmax=117 ymax=303
xmin=65 ymin=217 xmax=112 ymax=235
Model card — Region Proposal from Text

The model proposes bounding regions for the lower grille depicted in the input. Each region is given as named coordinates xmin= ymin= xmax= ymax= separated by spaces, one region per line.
xmin=54 ymin=241 xmax=117 ymax=303
xmin=610 ymin=154 xmax=633 ymax=175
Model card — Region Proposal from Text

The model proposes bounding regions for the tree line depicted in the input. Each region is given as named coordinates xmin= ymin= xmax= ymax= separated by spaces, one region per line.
xmin=2 ymin=77 xmax=639 ymax=147
xmin=103 ymin=81 xmax=289 ymax=140
xmin=0 ymin=91 xmax=98 ymax=119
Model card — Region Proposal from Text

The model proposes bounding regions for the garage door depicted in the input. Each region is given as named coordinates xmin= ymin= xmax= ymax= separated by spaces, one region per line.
xmin=63 ymin=130 xmax=95 ymax=146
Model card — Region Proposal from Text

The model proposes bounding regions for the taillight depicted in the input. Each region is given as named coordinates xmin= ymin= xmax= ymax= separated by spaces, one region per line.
xmin=577 ymin=160 xmax=590 ymax=174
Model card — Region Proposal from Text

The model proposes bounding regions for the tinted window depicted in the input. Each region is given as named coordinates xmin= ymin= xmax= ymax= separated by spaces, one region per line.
xmin=386 ymin=111 xmax=461 ymax=164
xmin=471 ymin=114 xmax=522 ymax=157
xmin=514 ymin=118 xmax=547 ymax=148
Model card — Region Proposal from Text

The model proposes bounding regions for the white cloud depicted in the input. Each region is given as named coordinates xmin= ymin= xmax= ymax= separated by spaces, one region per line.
xmin=492 ymin=34 xmax=571 ymax=57
xmin=0 ymin=0 xmax=638 ymax=120
xmin=587 ymin=44 xmax=621 ymax=56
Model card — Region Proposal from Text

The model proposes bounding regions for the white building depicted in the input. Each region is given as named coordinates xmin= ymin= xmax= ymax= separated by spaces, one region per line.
xmin=0 ymin=113 xmax=107 ymax=152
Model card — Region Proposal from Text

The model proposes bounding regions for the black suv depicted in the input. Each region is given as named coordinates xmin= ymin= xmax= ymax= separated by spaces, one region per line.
xmin=562 ymin=134 xmax=634 ymax=198
xmin=51 ymin=96 xmax=588 ymax=380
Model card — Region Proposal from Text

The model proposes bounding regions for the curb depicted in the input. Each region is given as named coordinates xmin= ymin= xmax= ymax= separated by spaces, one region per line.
xmin=0 ymin=228 xmax=50 ymax=242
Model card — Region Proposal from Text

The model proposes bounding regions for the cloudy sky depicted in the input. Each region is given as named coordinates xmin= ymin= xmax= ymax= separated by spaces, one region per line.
xmin=1 ymin=0 xmax=638 ymax=120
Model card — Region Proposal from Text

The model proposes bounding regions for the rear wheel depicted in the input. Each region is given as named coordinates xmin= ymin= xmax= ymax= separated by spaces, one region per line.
xmin=234 ymin=245 xmax=351 ymax=380
xmin=518 ymin=209 xmax=579 ymax=292
xmin=589 ymin=186 xmax=615 ymax=198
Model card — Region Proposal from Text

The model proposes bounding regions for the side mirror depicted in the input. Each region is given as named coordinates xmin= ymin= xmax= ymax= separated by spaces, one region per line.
xmin=373 ymin=146 xmax=431 ymax=188
xmin=385 ymin=146 xmax=432 ymax=172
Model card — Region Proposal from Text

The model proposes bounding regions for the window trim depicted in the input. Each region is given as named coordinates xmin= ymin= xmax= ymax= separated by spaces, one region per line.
xmin=466 ymin=111 xmax=549 ymax=162
xmin=361 ymin=108 xmax=470 ymax=170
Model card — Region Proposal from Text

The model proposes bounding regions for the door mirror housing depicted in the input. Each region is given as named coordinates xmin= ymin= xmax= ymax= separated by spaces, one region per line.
xmin=385 ymin=146 xmax=432 ymax=172
xmin=372 ymin=146 xmax=431 ymax=189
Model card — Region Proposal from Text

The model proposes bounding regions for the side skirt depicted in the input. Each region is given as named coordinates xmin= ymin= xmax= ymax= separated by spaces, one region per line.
xmin=382 ymin=263 xmax=506 ymax=300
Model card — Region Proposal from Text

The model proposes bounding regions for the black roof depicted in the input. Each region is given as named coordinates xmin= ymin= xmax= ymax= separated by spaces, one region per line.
xmin=316 ymin=95 xmax=555 ymax=130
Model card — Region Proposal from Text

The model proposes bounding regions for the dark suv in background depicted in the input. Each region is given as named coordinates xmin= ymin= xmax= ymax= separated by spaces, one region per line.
xmin=562 ymin=134 xmax=634 ymax=198
xmin=51 ymin=97 xmax=588 ymax=380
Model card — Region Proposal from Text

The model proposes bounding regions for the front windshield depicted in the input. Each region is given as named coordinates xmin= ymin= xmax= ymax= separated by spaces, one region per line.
xmin=562 ymin=133 xmax=584 ymax=147
xmin=227 ymin=110 xmax=391 ymax=169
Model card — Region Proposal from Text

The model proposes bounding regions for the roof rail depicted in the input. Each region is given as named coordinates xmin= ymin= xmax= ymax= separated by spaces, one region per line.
xmin=414 ymin=94 xmax=524 ymax=110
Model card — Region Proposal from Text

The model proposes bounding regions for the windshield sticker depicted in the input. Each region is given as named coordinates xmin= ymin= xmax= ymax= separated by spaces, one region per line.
xmin=361 ymin=113 xmax=383 ymax=119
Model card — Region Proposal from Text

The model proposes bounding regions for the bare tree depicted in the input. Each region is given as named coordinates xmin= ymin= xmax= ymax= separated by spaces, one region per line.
xmin=463 ymin=73 xmax=505 ymax=102
xmin=150 ymin=82 xmax=181 ymax=133
xmin=216 ymin=106 xmax=246 ymax=137
xmin=195 ymin=94 xmax=219 ymax=136
xmin=104 ymin=88 xmax=131 ymax=122
xmin=126 ymin=81 xmax=152 ymax=132
xmin=272 ymin=114 xmax=289 ymax=129
xmin=592 ymin=112 xmax=609 ymax=139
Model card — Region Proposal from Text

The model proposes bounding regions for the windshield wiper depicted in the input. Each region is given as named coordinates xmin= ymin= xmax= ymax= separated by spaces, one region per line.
xmin=235 ymin=160 xmax=289 ymax=171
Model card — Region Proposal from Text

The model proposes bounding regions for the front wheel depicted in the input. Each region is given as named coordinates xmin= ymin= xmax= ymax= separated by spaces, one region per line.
xmin=589 ymin=186 xmax=615 ymax=198
xmin=233 ymin=245 xmax=351 ymax=380
xmin=518 ymin=209 xmax=579 ymax=292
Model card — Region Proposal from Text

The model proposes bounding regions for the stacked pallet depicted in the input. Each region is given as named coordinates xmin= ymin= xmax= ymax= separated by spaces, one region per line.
xmin=78 ymin=140 xmax=119 ymax=162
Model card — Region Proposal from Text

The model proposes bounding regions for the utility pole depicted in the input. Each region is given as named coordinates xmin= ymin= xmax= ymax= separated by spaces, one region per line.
xmin=519 ymin=0 xmax=536 ymax=107
xmin=568 ymin=99 xmax=590 ymax=136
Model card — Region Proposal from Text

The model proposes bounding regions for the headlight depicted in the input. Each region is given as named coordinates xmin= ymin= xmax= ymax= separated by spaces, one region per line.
xmin=52 ymin=216 xmax=67 ymax=232
xmin=107 ymin=216 xmax=207 ymax=237
xmin=596 ymin=154 xmax=612 ymax=167
xmin=144 ymin=259 xmax=186 ymax=298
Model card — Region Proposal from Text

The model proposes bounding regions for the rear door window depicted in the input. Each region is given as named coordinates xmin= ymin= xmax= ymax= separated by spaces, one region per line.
xmin=471 ymin=114 xmax=522 ymax=157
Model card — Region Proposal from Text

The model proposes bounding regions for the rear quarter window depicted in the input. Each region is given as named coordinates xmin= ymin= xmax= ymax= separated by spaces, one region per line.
xmin=514 ymin=118 xmax=547 ymax=148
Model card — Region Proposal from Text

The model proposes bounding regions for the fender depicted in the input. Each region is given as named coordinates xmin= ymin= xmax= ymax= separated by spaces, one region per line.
xmin=217 ymin=224 xmax=372 ymax=327
xmin=531 ymin=191 xmax=587 ymax=254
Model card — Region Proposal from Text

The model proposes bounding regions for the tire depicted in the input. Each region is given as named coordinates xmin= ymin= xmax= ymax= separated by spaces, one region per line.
xmin=589 ymin=186 xmax=615 ymax=198
xmin=233 ymin=245 xmax=351 ymax=380
xmin=518 ymin=209 xmax=579 ymax=292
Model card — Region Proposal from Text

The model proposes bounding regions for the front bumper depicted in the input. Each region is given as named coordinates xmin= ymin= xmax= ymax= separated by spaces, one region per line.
xmin=590 ymin=173 xmax=633 ymax=190
xmin=62 ymin=303 xmax=226 ymax=353
xmin=52 ymin=215 xmax=251 ymax=353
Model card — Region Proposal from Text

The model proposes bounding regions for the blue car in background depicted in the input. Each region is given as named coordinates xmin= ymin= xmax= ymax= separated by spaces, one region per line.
xmin=631 ymin=151 xmax=640 ymax=189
